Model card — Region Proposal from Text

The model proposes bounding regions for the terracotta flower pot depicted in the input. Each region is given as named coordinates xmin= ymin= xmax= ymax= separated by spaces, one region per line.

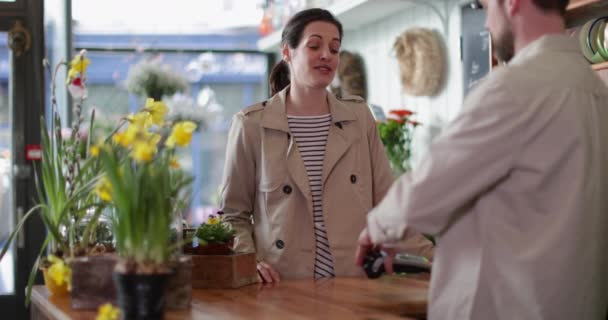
xmin=41 ymin=267 xmax=69 ymax=296
xmin=189 ymin=252 xmax=258 ymax=289
xmin=194 ymin=241 xmax=233 ymax=255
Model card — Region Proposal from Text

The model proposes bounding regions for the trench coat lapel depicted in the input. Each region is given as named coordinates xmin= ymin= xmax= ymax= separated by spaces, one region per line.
xmin=322 ymin=93 xmax=358 ymax=188
xmin=260 ymin=88 xmax=312 ymax=203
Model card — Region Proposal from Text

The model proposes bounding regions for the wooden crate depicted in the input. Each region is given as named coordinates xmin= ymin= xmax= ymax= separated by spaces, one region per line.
xmin=166 ymin=256 xmax=192 ymax=309
xmin=70 ymin=254 xmax=193 ymax=310
xmin=190 ymin=252 xmax=257 ymax=289
xmin=70 ymin=254 xmax=117 ymax=310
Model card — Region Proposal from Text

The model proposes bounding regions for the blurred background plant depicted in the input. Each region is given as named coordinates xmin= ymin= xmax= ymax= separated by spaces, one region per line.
xmin=377 ymin=109 xmax=420 ymax=176
xmin=125 ymin=57 xmax=189 ymax=101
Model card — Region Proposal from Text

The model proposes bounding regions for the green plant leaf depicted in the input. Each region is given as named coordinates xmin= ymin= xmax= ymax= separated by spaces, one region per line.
xmin=24 ymin=235 xmax=51 ymax=306
xmin=0 ymin=204 xmax=45 ymax=261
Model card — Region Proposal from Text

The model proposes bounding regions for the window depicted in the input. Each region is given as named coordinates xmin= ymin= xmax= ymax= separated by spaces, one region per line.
xmin=80 ymin=38 xmax=269 ymax=226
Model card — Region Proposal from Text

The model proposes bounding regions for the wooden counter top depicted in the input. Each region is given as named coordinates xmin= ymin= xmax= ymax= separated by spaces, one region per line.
xmin=31 ymin=275 xmax=429 ymax=319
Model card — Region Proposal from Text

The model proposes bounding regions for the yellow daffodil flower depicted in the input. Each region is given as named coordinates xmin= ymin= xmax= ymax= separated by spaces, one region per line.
xmin=47 ymin=255 xmax=72 ymax=289
xmin=70 ymin=52 xmax=90 ymax=74
xmin=96 ymin=303 xmax=120 ymax=320
xmin=207 ymin=215 xmax=219 ymax=225
xmin=94 ymin=177 xmax=113 ymax=202
xmin=147 ymin=132 xmax=162 ymax=145
xmin=127 ymin=112 xmax=152 ymax=129
xmin=111 ymin=132 xmax=125 ymax=146
xmin=169 ymin=157 xmax=180 ymax=169
xmin=90 ymin=145 xmax=100 ymax=157
xmin=112 ymin=124 xmax=140 ymax=148
xmin=131 ymin=140 xmax=157 ymax=163
xmin=66 ymin=68 xmax=80 ymax=85
xmin=90 ymin=142 xmax=108 ymax=157
xmin=144 ymin=98 xmax=168 ymax=126
xmin=165 ymin=121 xmax=197 ymax=148
xmin=65 ymin=50 xmax=90 ymax=84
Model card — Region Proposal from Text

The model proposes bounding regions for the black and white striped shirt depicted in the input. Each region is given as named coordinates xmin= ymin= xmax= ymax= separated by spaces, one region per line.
xmin=287 ymin=113 xmax=335 ymax=279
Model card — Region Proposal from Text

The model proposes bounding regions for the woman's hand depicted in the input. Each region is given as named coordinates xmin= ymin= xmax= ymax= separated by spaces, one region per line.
xmin=257 ymin=261 xmax=281 ymax=283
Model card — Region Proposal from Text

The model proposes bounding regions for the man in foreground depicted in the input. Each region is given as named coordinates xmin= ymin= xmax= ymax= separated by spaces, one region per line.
xmin=357 ymin=0 xmax=608 ymax=318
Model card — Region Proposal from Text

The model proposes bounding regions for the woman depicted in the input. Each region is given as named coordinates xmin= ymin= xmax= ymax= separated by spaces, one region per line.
xmin=220 ymin=8 xmax=433 ymax=283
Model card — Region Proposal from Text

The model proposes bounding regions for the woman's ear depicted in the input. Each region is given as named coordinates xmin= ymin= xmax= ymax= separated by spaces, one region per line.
xmin=282 ymin=43 xmax=291 ymax=62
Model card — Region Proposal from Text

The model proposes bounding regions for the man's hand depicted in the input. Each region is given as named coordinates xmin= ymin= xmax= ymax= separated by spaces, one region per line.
xmin=355 ymin=227 xmax=395 ymax=274
xmin=257 ymin=261 xmax=281 ymax=283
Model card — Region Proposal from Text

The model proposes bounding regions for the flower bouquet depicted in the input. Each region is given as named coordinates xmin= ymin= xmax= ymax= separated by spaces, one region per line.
xmin=377 ymin=109 xmax=420 ymax=176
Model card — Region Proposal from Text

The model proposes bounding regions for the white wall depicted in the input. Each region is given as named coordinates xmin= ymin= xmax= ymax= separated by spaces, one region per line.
xmin=341 ymin=0 xmax=471 ymax=167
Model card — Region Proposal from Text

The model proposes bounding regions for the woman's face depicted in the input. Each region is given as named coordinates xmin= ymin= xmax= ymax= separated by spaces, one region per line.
xmin=284 ymin=21 xmax=341 ymax=90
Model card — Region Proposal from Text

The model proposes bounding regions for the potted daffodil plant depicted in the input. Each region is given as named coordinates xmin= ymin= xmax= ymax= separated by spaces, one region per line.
xmin=0 ymin=50 xmax=109 ymax=304
xmin=94 ymin=97 xmax=195 ymax=319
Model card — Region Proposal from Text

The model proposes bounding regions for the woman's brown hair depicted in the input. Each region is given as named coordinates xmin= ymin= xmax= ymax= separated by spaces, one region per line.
xmin=269 ymin=8 xmax=343 ymax=96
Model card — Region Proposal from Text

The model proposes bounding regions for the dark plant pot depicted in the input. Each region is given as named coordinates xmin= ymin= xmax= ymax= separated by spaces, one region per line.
xmin=195 ymin=240 xmax=233 ymax=255
xmin=113 ymin=272 xmax=170 ymax=320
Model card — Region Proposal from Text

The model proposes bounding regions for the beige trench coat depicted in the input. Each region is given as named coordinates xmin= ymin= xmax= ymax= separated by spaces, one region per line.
xmin=220 ymin=86 xmax=433 ymax=279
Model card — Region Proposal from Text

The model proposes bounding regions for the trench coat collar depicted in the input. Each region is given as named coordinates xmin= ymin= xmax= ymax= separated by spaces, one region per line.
xmin=260 ymin=85 xmax=360 ymax=202
xmin=260 ymin=85 xmax=357 ymax=132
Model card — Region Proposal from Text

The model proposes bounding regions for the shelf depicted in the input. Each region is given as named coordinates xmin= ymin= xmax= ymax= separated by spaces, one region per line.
xmin=567 ymin=0 xmax=602 ymax=11
xmin=566 ymin=0 xmax=608 ymax=21
xmin=592 ymin=61 xmax=608 ymax=71
xmin=257 ymin=0 xmax=415 ymax=52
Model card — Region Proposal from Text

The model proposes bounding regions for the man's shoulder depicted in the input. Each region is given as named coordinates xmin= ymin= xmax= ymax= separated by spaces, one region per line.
xmin=462 ymin=66 xmax=526 ymax=114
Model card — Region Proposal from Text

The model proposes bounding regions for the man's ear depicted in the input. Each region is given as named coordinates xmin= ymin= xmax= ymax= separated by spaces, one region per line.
xmin=282 ymin=43 xmax=290 ymax=62
xmin=506 ymin=0 xmax=521 ymax=16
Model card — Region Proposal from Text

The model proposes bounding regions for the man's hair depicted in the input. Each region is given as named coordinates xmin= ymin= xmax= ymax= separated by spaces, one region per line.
xmin=532 ymin=0 xmax=570 ymax=15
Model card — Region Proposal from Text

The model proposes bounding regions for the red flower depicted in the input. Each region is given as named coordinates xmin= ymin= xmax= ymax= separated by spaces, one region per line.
xmin=407 ymin=120 xmax=421 ymax=127
xmin=71 ymin=76 xmax=83 ymax=87
xmin=389 ymin=109 xmax=414 ymax=118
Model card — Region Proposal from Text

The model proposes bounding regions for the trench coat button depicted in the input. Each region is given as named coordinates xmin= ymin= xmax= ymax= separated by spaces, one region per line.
xmin=350 ymin=174 xmax=357 ymax=184
xmin=275 ymin=240 xmax=285 ymax=249
xmin=283 ymin=185 xmax=292 ymax=194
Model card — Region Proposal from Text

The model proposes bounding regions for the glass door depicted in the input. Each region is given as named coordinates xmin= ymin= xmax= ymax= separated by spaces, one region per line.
xmin=0 ymin=30 xmax=18 ymax=320
xmin=0 ymin=31 xmax=14 ymax=300
xmin=0 ymin=0 xmax=47 ymax=317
